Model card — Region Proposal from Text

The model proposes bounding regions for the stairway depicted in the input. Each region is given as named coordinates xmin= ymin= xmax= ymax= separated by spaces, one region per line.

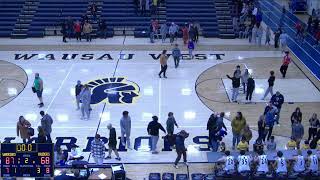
xmin=87 ymin=0 xmax=103 ymax=38
xmin=214 ymin=0 xmax=235 ymax=39
xmin=11 ymin=0 xmax=39 ymax=39
xmin=152 ymin=2 xmax=167 ymax=24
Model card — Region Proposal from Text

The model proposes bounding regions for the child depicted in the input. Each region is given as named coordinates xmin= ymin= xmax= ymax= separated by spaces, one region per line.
xmin=301 ymin=140 xmax=310 ymax=150
xmin=237 ymin=137 xmax=249 ymax=151
xmin=219 ymin=142 xmax=226 ymax=152
xmin=266 ymin=136 xmax=277 ymax=151
xmin=253 ymin=138 xmax=264 ymax=153
xmin=286 ymin=136 xmax=297 ymax=150
xmin=187 ymin=39 xmax=194 ymax=59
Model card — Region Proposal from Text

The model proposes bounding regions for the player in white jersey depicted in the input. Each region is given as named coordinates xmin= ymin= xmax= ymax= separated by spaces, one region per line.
xmin=293 ymin=150 xmax=305 ymax=173
xmin=255 ymin=150 xmax=269 ymax=173
xmin=237 ymin=150 xmax=251 ymax=173
xmin=217 ymin=151 xmax=235 ymax=173
xmin=306 ymin=150 xmax=319 ymax=172
xmin=273 ymin=151 xmax=287 ymax=175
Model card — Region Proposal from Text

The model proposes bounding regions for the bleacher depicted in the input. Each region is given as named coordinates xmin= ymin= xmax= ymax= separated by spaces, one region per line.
xmin=166 ymin=0 xmax=219 ymax=37
xmin=0 ymin=0 xmax=25 ymax=37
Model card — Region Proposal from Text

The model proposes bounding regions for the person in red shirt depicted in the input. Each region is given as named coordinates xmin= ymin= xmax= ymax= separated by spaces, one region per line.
xmin=280 ymin=51 xmax=291 ymax=78
xmin=74 ymin=20 xmax=82 ymax=41
xmin=182 ymin=23 xmax=189 ymax=45
xmin=295 ymin=22 xmax=302 ymax=39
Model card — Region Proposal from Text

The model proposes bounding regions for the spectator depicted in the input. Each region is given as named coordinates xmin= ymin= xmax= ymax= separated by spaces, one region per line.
xmin=194 ymin=23 xmax=199 ymax=42
xmin=256 ymin=23 xmax=263 ymax=46
xmin=189 ymin=23 xmax=196 ymax=42
xmin=241 ymin=69 xmax=249 ymax=94
xmin=74 ymin=20 xmax=82 ymax=41
xmin=160 ymin=23 xmax=168 ymax=43
xmin=257 ymin=114 xmax=266 ymax=142
xmin=173 ymin=130 xmax=189 ymax=169
xmin=280 ymin=51 xmax=291 ymax=78
xmin=169 ymin=22 xmax=178 ymax=44
xmin=75 ymin=80 xmax=83 ymax=110
xmin=79 ymin=85 xmax=91 ymax=120
xmin=216 ymin=112 xmax=227 ymax=131
xmin=151 ymin=19 xmax=159 ymax=39
xmin=182 ymin=23 xmax=189 ymax=45
xmin=54 ymin=147 xmax=66 ymax=165
xmin=140 ymin=0 xmax=146 ymax=15
xmin=307 ymin=16 xmax=313 ymax=32
xmin=246 ymin=75 xmax=255 ymax=102
xmin=90 ymin=3 xmax=97 ymax=20
xmin=66 ymin=16 xmax=73 ymax=39
xmin=83 ymin=21 xmax=92 ymax=42
xmin=120 ymin=111 xmax=132 ymax=150
xmin=290 ymin=107 xmax=302 ymax=124
xmin=226 ymin=73 xmax=241 ymax=102
xmin=207 ymin=113 xmax=218 ymax=148
xmin=36 ymin=126 xmax=47 ymax=143
xmin=251 ymin=23 xmax=257 ymax=44
xmin=158 ymin=50 xmax=168 ymax=78
xmin=241 ymin=125 xmax=252 ymax=145
xmin=265 ymin=103 xmax=278 ymax=140
xmin=237 ymin=137 xmax=249 ymax=151
xmin=265 ymin=26 xmax=271 ymax=45
xmin=172 ymin=44 xmax=181 ymax=68
xmin=231 ymin=112 xmax=246 ymax=149
xmin=187 ymin=39 xmax=195 ymax=59
xmin=301 ymin=140 xmax=310 ymax=150
xmin=98 ymin=19 xmax=107 ymax=39
xmin=147 ymin=116 xmax=166 ymax=154
xmin=274 ymin=28 xmax=281 ymax=48
xmin=308 ymin=113 xmax=319 ymax=141
xmin=266 ymin=136 xmax=276 ymax=151
xmin=33 ymin=73 xmax=44 ymax=107
xmin=105 ymin=124 xmax=121 ymax=160
xmin=287 ymin=136 xmax=297 ymax=150
xmin=17 ymin=116 xmax=31 ymax=143
xmin=279 ymin=31 xmax=288 ymax=52
xmin=91 ymin=134 xmax=105 ymax=165
xmin=61 ymin=21 xmax=67 ymax=43
xmin=253 ymin=139 xmax=264 ymax=154
xmin=261 ymin=70 xmax=275 ymax=100
xmin=40 ymin=111 xmax=53 ymax=143
xmin=270 ymin=91 xmax=284 ymax=124
xmin=295 ymin=22 xmax=302 ymax=39
xmin=234 ymin=65 xmax=241 ymax=78
xmin=166 ymin=112 xmax=178 ymax=135
xmin=149 ymin=22 xmax=155 ymax=43
xmin=291 ymin=119 xmax=304 ymax=149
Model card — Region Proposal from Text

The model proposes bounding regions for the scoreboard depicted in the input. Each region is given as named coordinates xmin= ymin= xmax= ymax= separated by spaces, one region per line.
xmin=1 ymin=143 xmax=54 ymax=177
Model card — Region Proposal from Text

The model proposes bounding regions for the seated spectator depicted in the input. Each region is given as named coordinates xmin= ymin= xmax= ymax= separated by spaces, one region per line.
xmin=54 ymin=147 xmax=67 ymax=165
xmin=266 ymin=136 xmax=276 ymax=151
xmin=301 ymin=140 xmax=310 ymax=150
xmin=286 ymin=136 xmax=297 ymax=150
xmin=237 ymin=137 xmax=249 ymax=151
xmin=68 ymin=144 xmax=84 ymax=161
xmin=253 ymin=138 xmax=264 ymax=153
xmin=90 ymin=2 xmax=97 ymax=20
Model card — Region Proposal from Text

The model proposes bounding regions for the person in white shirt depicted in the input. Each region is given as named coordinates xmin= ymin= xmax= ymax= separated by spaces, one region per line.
xmin=217 ymin=150 xmax=235 ymax=173
xmin=237 ymin=150 xmax=251 ymax=173
xmin=273 ymin=151 xmax=287 ymax=176
xmin=255 ymin=150 xmax=269 ymax=173
xmin=293 ymin=150 xmax=305 ymax=173
xmin=306 ymin=150 xmax=318 ymax=173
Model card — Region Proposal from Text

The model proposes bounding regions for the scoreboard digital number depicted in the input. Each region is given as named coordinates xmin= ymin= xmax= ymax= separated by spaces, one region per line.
xmin=1 ymin=143 xmax=54 ymax=177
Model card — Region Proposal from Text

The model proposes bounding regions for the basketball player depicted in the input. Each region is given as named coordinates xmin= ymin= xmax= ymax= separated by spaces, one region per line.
xmin=306 ymin=150 xmax=319 ymax=173
xmin=293 ymin=150 xmax=305 ymax=173
xmin=217 ymin=150 xmax=235 ymax=174
xmin=255 ymin=150 xmax=269 ymax=173
xmin=237 ymin=150 xmax=251 ymax=174
xmin=273 ymin=151 xmax=287 ymax=176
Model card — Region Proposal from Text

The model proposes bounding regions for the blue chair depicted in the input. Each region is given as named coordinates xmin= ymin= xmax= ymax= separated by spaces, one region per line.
xmin=162 ymin=173 xmax=174 ymax=180
xmin=176 ymin=174 xmax=188 ymax=180
xmin=149 ymin=173 xmax=161 ymax=180
xmin=192 ymin=173 xmax=204 ymax=180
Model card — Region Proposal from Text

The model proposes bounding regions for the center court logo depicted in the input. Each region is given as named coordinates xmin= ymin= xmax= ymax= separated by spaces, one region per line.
xmin=86 ymin=77 xmax=140 ymax=104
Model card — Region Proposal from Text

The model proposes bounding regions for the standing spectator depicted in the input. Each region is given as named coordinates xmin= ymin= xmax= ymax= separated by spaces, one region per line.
xmin=307 ymin=16 xmax=313 ymax=33
xmin=173 ymin=130 xmax=189 ymax=169
xmin=226 ymin=73 xmax=241 ymax=102
xmin=90 ymin=2 xmax=97 ymax=21
xmin=36 ymin=126 xmax=47 ymax=143
xmin=158 ymin=50 xmax=168 ymax=78
xmin=194 ymin=23 xmax=199 ymax=43
xmin=241 ymin=125 xmax=252 ymax=145
xmin=149 ymin=22 xmax=155 ymax=43
xmin=265 ymin=104 xmax=278 ymax=140
xmin=147 ymin=116 xmax=166 ymax=154
xmin=74 ymin=20 xmax=82 ymax=41
xmin=308 ymin=113 xmax=319 ymax=141
xmin=91 ymin=134 xmax=105 ymax=165
xmin=75 ymin=80 xmax=83 ymax=110
xmin=234 ymin=65 xmax=241 ymax=78
xmin=172 ymin=44 xmax=181 ymax=68
xmin=241 ymin=69 xmax=249 ymax=94
xmin=40 ymin=111 xmax=53 ymax=143
xmin=291 ymin=107 xmax=302 ymax=124
xmin=207 ymin=113 xmax=218 ymax=149
xmin=83 ymin=21 xmax=93 ymax=42
xmin=160 ymin=23 xmax=168 ymax=43
xmin=274 ymin=28 xmax=281 ymax=48
xmin=61 ymin=21 xmax=67 ymax=43
xmin=279 ymin=31 xmax=288 ymax=52
xmin=187 ymin=39 xmax=195 ymax=59
xmin=257 ymin=114 xmax=266 ymax=142
xmin=291 ymin=120 xmax=304 ymax=149
xmin=266 ymin=136 xmax=277 ymax=151
xmin=17 ymin=116 xmax=31 ymax=143
xmin=265 ymin=26 xmax=271 ymax=45
xmin=66 ymin=16 xmax=73 ymax=39
xmin=33 ymin=73 xmax=44 ymax=107
xmin=231 ymin=112 xmax=246 ymax=150
xmin=120 ymin=111 xmax=131 ymax=150
xmin=256 ymin=23 xmax=263 ymax=46
xmin=246 ymin=75 xmax=255 ymax=102
xmin=98 ymin=20 xmax=107 ymax=39
xmin=140 ymin=0 xmax=146 ymax=15
xmin=105 ymin=124 xmax=121 ymax=160
xmin=79 ymin=85 xmax=91 ymax=120
xmin=151 ymin=19 xmax=159 ymax=39
xmin=189 ymin=24 xmax=196 ymax=42
xmin=182 ymin=23 xmax=189 ymax=45
xmin=166 ymin=112 xmax=178 ymax=135
xmin=270 ymin=91 xmax=284 ymax=124
xmin=169 ymin=22 xmax=178 ymax=44
xmin=251 ymin=23 xmax=257 ymax=44
xmin=280 ymin=51 xmax=291 ymax=78
xmin=216 ymin=112 xmax=227 ymax=132
xmin=295 ymin=22 xmax=302 ymax=39
xmin=261 ymin=70 xmax=275 ymax=100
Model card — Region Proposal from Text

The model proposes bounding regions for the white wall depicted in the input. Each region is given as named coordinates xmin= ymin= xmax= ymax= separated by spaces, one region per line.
xmin=307 ymin=0 xmax=320 ymax=14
